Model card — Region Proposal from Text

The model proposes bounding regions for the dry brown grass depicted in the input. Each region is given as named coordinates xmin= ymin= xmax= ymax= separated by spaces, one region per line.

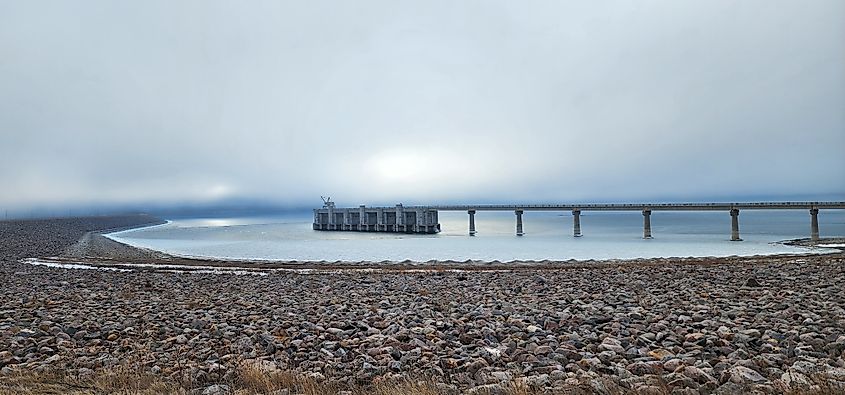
xmin=2 ymin=364 xmax=844 ymax=395
xmin=232 ymin=361 xmax=333 ymax=395
xmin=780 ymin=373 xmax=845 ymax=395
xmin=0 ymin=367 xmax=185 ymax=394
xmin=0 ymin=367 xmax=556 ymax=395
xmin=0 ymin=369 xmax=623 ymax=395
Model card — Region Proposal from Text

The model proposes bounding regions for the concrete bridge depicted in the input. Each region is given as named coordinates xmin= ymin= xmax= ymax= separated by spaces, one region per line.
xmin=313 ymin=201 xmax=845 ymax=241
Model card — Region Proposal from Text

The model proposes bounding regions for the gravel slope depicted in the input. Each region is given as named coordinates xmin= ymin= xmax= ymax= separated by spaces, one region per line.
xmin=2 ymin=216 xmax=845 ymax=394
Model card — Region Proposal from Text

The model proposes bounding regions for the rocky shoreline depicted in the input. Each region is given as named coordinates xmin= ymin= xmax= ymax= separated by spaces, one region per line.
xmin=2 ymin=216 xmax=845 ymax=394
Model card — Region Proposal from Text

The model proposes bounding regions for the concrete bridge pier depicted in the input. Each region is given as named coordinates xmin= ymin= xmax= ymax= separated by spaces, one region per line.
xmin=515 ymin=210 xmax=524 ymax=236
xmin=572 ymin=210 xmax=582 ymax=237
xmin=810 ymin=208 xmax=820 ymax=241
xmin=359 ymin=205 xmax=366 ymax=231
xmin=642 ymin=209 xmax=653 ymax=239
xmin=468 ymin=210 xmax=477 ymax=236
xmin=730 ymin=209 xmax=742 ymax=241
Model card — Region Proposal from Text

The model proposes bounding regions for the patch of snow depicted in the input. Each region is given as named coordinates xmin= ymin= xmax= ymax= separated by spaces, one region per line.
xmin=21 ymin=258 xmax=267 ymax=275
xmin=23 ymin=258 xmax=132 ymax=272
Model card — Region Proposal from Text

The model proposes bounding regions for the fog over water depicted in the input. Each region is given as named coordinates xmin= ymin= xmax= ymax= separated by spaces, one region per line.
xmin=1 ymin=1 xmax=844 ymax=212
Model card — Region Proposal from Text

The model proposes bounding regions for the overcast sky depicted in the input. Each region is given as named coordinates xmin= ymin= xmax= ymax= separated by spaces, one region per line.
xmin=1 ymin=0 xmax=843 ymax=211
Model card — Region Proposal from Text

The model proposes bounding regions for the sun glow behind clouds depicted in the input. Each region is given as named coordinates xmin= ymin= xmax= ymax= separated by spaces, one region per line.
xmin=364 ymin=148 xmax=474 ymax=188
xmin=367 ymin=151 xmax=427 ymax=181
xmin=359 ymin=143 xmax=546 ymax=201
xmin=206 ymin=184 xmax=234 ymax=199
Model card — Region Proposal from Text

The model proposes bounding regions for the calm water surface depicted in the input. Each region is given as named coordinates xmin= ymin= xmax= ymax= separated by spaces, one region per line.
xmin=107 ymin=210 xmax=845 ymax=262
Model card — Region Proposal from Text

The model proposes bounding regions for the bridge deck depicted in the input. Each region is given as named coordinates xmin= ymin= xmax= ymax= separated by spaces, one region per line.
xmin=365 ymin=202 xmax=845 ymax=211
xmin=313 ymin=201 xmax=843 ymax=239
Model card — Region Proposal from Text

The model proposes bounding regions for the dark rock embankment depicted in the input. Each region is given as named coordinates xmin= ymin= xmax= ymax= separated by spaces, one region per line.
xmin=2 ymin=216 xmax=845 ymax=394
xmin=0 ymin=214 xmax=164 ymax=261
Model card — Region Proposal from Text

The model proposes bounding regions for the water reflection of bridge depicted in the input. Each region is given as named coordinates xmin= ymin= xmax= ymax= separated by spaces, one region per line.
xmin=313 ymin=201 xmax=845 ymax=241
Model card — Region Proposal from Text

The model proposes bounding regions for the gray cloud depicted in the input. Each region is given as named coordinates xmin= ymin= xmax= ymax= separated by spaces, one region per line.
xmin=1 ymin=0 xmax=843 ymax=210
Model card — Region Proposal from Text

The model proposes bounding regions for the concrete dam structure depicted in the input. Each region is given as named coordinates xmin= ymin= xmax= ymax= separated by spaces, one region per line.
xmin=313 ymin=200 xmax=845 ymax=240
xmin=312 ymin=201 xmax=440 ymax=234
